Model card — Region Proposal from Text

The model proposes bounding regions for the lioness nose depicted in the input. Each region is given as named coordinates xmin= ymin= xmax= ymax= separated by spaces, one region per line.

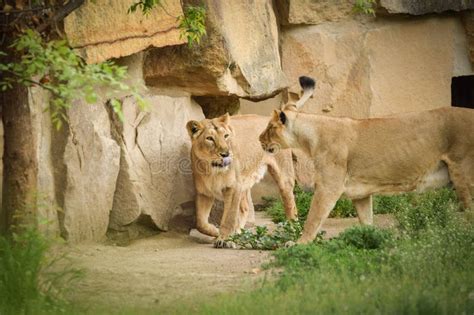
xmin=220 ymin=151 xmax=229 ymax=158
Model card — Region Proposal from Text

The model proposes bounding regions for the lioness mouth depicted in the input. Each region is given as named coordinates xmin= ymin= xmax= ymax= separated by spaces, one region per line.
xmin=212 ymin=156 xmax=232 ymax=168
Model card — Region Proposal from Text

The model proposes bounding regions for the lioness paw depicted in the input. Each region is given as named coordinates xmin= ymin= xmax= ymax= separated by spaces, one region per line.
xmin=214 ymin=239 xmax=237 ymax=249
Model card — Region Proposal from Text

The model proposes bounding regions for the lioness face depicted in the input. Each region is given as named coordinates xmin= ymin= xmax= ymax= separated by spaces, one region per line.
xmin=259 ymin=109 xmax=291 ymax=154
xmin=186 ymin=113 xmax=234 ymax=169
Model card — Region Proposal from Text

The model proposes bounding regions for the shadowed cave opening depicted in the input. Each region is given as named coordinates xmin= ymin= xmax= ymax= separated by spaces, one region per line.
xmin=451 ymin=75 xmax=474 ymax=109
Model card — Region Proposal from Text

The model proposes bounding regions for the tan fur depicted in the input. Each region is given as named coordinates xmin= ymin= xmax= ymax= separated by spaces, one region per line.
xmin=187 ymin=113 xmax=297 ymax=247
xmin=260 ymin=87 xmax=474 ymax=244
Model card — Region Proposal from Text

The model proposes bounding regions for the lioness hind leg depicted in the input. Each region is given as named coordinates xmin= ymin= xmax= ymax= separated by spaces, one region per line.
xmin=267 ymin=158 xmax=298 ymax=220
xmin=243 ymin=190 xmax=256 ymax=227
xmin=196 ymin=194 xmax=219 ymax=237
xmin=238 ymin=190 xmax=251 ymax=230
xmin=352 ymin=195 xmax=374 ymax=225
xmin=444 ymin=158 xmax=473 ymax=211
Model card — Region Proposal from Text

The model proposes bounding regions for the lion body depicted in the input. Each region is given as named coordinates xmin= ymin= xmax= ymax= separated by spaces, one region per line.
xmin=261 ymin=106 xmax=474 ymax=244
xmin=187 ymin=114 xmax=297 ymax=246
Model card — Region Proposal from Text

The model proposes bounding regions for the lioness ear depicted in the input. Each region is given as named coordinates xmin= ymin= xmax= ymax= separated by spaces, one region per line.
xmin=271 ymin=109 xmax=280 ymax=121
xmin=186 ymin=120 xmax=204 ymax=139
xmin=217 ymin=112 xmax=230 ymax=124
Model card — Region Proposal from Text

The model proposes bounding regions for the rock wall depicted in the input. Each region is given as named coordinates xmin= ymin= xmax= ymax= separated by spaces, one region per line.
xmin=3 ymin=0 xmax=473 ymax=242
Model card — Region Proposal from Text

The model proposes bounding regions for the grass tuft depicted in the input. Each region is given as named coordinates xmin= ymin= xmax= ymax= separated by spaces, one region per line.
xmin=0 ymin=227 xmax=82 ymax=315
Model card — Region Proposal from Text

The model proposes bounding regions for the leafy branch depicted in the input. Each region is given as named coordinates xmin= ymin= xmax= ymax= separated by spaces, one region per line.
xmin=0 ymin=30 xmax=145 ymax=129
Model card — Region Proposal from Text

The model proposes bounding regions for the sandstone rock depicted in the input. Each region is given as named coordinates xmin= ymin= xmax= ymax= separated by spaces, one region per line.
xmin=109 ymin=94 xmax=204 ymax=232
xmin=281 ymin=21 xmax=372 ymax=118
xmin=277 ymin=0 xmax=356 ymax=25
xmin=64 ymin=0 xmax=185 ymax=64
xmin=279 ymin=17 xmax=471 ymax=118
xmin=29 ymin=87 xmax=60 ymax=237
xmin=462 ymin=11 xmax=474 ymax=64
xmin=239 ymin=95 xmax=282 ymax=116
xmin=57 ymin=101 xmax=121 ymax=243
xmin=144 ymin=0 xmax=286 ymax=99
xmin=193 ymin=95 xmax=240 ymax=118
xmin=379 ymin=0 xmax=474 ymax=15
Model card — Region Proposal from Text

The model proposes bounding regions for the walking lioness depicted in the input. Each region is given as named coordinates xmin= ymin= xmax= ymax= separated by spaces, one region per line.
xmin=260 ymin=76 xmax=474 ymax=244
xmin=187 ymin=113 xmax=297 ymax=247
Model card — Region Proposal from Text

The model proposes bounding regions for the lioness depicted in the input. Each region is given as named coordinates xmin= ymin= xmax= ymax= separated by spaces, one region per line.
xmin=260 ymin=76 xmax=474 ymax=244
xmin=186 ymin=113 xmax=297 ymax=247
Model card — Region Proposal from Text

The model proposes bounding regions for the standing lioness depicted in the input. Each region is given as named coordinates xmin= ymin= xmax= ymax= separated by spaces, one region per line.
xmin=260 ymin=76 xmax=474 ymax=244
xmin=187 ymin=113 xmax=297 ymax=247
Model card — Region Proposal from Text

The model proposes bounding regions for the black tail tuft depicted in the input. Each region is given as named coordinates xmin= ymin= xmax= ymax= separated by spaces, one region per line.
xmin=299 ymin=76 xmax=316 ymax=90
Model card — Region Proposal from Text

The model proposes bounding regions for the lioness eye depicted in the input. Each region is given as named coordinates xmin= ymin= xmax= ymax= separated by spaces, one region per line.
xmin=224 ymin=134 xmax=229 ymax=139
xmin=206 ymin=136 xmax=214 ymax=141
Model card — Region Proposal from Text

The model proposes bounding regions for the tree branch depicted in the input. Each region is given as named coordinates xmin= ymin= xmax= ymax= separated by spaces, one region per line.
xmin=36 ymin=0 xmax=85 ymax=33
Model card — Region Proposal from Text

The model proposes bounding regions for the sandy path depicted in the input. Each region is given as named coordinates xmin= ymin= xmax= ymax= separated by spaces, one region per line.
xmin=66 ymin=213 xmax=394 ymax=312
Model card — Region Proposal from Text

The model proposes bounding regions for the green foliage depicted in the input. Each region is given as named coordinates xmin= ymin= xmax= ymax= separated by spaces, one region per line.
xmin=128 ymin=1 xmax=207 ymax=47
xmin=229 ymin=220 xmax=325 ymax=250
xmin=178 ymin=5 xmax=207 ymax=47
xmin=393 ymin=188 xmax=458 ymax=235
xmin=0 ymin=227 xmax=82 ymax=314
xmin=189 ymin=192 xmax=474 ymax=315
xmin=353 ymin=0 xmax=376 ymax=15
xmin=263 ymin=186 xmax=359 ymax=223
xmin=337 ymin=225 xmax=394 ymax=250
xmin=128 ymin=0 xmax=162 ymax=15
xmin=0 ymin=30 xmax=145 ymax=129
xmin=263 ymin=186 xmax=458 ymax=226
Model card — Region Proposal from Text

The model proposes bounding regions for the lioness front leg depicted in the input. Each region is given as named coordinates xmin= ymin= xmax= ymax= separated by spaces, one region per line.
xmin=353 ymin=195 xmax=373 ymax=225
xmin=196 ymin=193 xmax=219 ymax=237
xmin=298 ymin=173 xmax=345 ymax=244
xmin=268 ymin=159 xmax=298 ymax=220
xmin=215 ymin=188 xmax=242 ymax=248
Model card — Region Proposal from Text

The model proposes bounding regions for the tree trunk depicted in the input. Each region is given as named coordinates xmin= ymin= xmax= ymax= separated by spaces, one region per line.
xmin=0 ymin=43 xmax=38 ymax=233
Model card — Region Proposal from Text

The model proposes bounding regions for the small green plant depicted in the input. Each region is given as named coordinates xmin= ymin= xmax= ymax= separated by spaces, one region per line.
xmin=353 ymin=0 xmax=376 ymax=16
xmin=0 ymin=227 xmax=82 ymax=314
xmin=178 ymin=5 xmax=207 ymax=47
xmin=229 ymin=220 xmax=324 ymax=250
xmin=0 ymin=30 xmax=145 ymax=129
xmin=128 ymin=0 xmax=162 ymax=15
xmin=394 ymin=188 xmax=458 ymax=235
xmin=337 ymin=225 xmax=394 ymax=250
xmin=128 ymin=1 xmax=207 ymax=47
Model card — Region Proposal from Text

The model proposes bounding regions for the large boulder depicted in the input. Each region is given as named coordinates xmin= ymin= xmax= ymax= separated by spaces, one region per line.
xmin=144 ymin=0 xmax=286 ymax=100
xmin=280 ymin=17 xmax=472 ymax=118
xmin=64 ymin=0 xmax=185 ymax=63
xmin=109 ymin=94 xmax=204 ymax=232
xmin=56 ymin=101 xmax=121 ymax=243
xmin=276 ymin=0 xmax=356 ymax=25
xmin=379 ymin=0 xmax=474 ymax=15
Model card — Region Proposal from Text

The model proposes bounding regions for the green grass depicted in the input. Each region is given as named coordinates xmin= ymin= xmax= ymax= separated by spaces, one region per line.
xmin=0 ymin=227 xmax=82 ymax=315
xmin=189 ymin=188 xmax=474 ymax=314
xmin=263 ymin=186 xmax=458 ymax=223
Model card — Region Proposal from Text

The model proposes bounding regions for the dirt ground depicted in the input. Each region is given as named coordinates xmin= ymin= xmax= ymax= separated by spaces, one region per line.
xmin=65 ymin=212 xmax=395 ymax=312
